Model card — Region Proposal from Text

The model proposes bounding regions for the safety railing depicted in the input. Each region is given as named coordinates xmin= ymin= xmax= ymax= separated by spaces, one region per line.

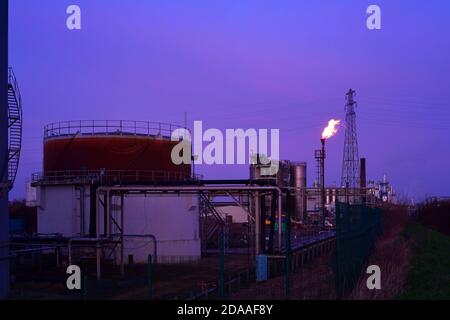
xmin=32 ymin=169 xmax=200 ymax=184
xmin=44 ymin=120 xmax=187 ymax=139
xmin=8 ymin=67 xmax=22 ymax=108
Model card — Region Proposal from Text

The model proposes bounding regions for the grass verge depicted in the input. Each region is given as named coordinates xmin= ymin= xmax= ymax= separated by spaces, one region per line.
xmin=398 ymin=223 xmax=450 ymax=300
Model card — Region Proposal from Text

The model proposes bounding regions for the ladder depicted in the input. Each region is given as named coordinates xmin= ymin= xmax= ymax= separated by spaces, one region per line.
xmin=199 ymin=193 xmax=226 ymax=250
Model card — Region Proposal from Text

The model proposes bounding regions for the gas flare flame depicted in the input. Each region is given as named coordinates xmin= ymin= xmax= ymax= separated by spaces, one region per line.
xmin=321 ymin=119 xmax=341 ymax=140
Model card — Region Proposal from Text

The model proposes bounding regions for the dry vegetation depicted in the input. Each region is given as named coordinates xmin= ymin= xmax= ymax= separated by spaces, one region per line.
xmin=348 ymin=205 xmax=412 ymax=299
xmin=231 ymin=252 xmax=336 ymax=300
xmin=418 ymin=200 xmax=450 ymax=235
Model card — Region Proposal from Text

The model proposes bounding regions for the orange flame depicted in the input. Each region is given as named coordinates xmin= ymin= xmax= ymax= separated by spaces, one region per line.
xmin=321 ymin=119 xmax=341 ymax=140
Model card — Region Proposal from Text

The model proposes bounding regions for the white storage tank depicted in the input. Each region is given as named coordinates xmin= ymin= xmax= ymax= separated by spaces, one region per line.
xmin=36 ymin=184 xmax=201 ymax=264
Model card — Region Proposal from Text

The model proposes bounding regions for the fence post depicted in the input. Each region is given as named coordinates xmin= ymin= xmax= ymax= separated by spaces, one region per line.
xmin=335 ymin=201 xmax=343 ymax=299
xmin=82 ymin=275 xmax=88 ymax=300
xmin=147 ymin=255 xmax=153 ymax=300
xmin=285 ymin=193 xmax=292 ymax=299
xmin=219 ymin=232 xmax=225 ymax=299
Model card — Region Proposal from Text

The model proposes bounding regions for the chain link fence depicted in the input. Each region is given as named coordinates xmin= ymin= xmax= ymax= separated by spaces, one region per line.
xmin=335 ymin=202 xmax=382 ymax=299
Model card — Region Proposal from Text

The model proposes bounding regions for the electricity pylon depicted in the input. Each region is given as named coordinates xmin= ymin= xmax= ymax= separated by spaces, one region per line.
xmin=341 ymin=89 xmax=360 ymax=188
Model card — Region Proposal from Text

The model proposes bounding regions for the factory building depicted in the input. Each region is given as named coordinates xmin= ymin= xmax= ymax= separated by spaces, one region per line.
xmin=32 ymin=120 xmax=200 ymax=264
xmin=249 ymin=154 xmax=378 ymax=228
xmin=27 ymin=121 xmax=381 ymax=275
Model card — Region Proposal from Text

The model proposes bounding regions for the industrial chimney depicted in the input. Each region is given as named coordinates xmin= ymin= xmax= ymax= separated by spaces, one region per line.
xmin=360 ymin=158 xmax=367 ymax=204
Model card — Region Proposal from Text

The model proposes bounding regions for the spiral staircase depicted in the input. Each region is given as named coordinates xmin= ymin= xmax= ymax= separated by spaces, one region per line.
xmin=1 ymin=67 xmax=22 ymax=194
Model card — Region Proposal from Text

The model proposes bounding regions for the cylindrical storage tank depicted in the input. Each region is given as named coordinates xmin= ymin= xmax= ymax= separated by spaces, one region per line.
xmin=290 ymin=162 xmax=307 ymax=221
xmin=276 ymin=160 xmax=291 ymax=187
xmin=249 ymin=154 xmax=277 ymax=181
xmin=42 ymin=120 xmax=191 ymax=181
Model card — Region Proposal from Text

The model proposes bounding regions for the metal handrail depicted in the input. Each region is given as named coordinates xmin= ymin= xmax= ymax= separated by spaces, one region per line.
xmin=8 ymin=67 xmax=22 ymax=108
xmin=32 ymin=169 xmax=200 ymax=183
xmin=5 ymin=67 xmax=23 ymax=190
xmin=44 ymin=120 xmax=188 ymax=139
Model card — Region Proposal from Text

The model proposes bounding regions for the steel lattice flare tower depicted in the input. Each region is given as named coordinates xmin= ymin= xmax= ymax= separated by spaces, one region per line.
xmin=341 ymin=89 xmax=359 ymax=188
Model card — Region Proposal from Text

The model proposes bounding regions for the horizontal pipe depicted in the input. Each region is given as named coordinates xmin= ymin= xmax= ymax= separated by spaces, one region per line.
xmin=12 ymin=247 xmax=58 ymax=254
xmin=0 ymin=255 xmax=16 ymax=261
xmin=97 ymin=185 xmax=283 ymax=194
xmin=97 ymin=185 xmax=284 ymax=251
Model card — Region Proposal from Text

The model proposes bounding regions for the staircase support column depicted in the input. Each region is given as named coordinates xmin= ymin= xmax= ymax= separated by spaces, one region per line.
xmin=0 ymin=0 xmax=10 ymax=299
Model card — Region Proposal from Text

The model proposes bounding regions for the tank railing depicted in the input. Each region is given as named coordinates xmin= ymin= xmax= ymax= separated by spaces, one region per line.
xmin=32 ymin=169 xmax=200 ymax=183
xmin=44 ymin=120 xmax=188 ymax=139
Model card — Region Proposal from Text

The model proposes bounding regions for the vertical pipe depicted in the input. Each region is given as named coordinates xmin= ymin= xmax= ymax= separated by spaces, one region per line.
xmin=259 ymin=194 xmax=266 ymax=254
xmin=120 ymin=193 xmax=124 ymax=275
xmin=103 ymin=193 xmax=108 ymax=237
xmin=255 ymin=192 xmax=260 ymax=256
xmin=147 ymin=254 xmax=153 ymax=299
xmin=285 ymin=192 xmax=291 ymax=299
xmin=321 ymin=139 xmax=326 ymax=229
xmin=89 ymin=184 xmax=97 ymax=237
xmin=268 ymin=192 xmax=276 ymax=254
xmin=360 ymin=158 xmax=367 ymax=204
xmin=107 ymin=190 xmax=111 ymax=238
xmin=95 ymin=191 xmax=101 ymax=280
xmin=82 ymin=275 xmax=88 ymax=300
xmin=76 ymin=186 xmax=85 ymax=236
xmin=96 ymin=241 xmax=101 ymax=280
xmin=277 ymin=191 xmax=282 ymax=251
xmin=0 ymin=0 xmax=9 ymax=299
xmin=247 ymin=192 xmax=252 ymax=272
xmin=345 ymin=182 xmax=349 ymax=204
xmin=335 ymin=201 xmax=342 ymax=299
xmin=56 ymin=247 xmax=60 ymax=268
xmin=68 ymin=240 xmax=72 ymax=265
xmin=96 ymin=191 xmax=100 ymax=238
xmin=81 ymin=187 xmax=85 ymax=235
xmin=219 ymin=232 xmax=225 ymax=299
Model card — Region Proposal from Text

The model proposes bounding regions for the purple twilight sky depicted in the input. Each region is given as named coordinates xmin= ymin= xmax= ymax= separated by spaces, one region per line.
xmin=8 ymin=0 xmax=450 ymax=201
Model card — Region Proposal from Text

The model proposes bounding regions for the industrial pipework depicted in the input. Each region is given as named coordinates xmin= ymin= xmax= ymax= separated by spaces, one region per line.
xmin=96 ymin=186 xmax=284 ymax=259
xmin=320 ymin=138 xmax=326 ymax=229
